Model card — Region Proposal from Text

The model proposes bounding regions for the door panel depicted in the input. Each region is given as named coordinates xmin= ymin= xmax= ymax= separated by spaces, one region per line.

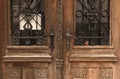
xmin=5 ymin=63 xmax=49 ymax=79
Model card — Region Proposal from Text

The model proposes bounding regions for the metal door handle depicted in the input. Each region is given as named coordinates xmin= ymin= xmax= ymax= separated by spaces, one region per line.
xmin=49 ymin=29 xmax=55 ymax=54
xmin=66 ymin=28 xmax=71 ymax=50
xmin=65 ymin=27 xmax=76 ymax=51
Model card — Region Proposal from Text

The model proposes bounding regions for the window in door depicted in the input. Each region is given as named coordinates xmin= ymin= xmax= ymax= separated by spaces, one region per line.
xmin=10 ymin=0 xmax=46 ymax=46
xmin=75 ymin=0 xmax=110 ymax=46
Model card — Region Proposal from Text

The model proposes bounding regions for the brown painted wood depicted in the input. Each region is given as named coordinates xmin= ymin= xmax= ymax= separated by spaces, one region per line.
xmin=62 ymin=0 xmax=117 ymax=79
xmin=0 ymin=0 xmax=57 ymax=79
xmin=0 ymin=0 xmax=7 ymax=79
xmin=0 ymin=0 xmax=120 ymax=79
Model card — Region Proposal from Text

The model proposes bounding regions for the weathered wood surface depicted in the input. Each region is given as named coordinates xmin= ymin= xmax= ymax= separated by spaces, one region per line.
xmin=0 ymin=0 xmax=120 ymax=79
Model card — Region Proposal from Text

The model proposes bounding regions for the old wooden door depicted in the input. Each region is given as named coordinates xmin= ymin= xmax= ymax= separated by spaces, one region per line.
xmin=0 ymin=0 xmax=57 ymax=79
xmin=63 ymin=0 xmax=117 ymax=79
xmin=0 ymin=0 xmax=119 ymax=79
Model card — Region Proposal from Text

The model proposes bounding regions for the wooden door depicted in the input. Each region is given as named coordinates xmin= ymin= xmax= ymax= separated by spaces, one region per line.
xmin=0 ymin=0 xmax=119 ymax=79
xmin=0 ymin=0 xmax=57 ymax=79
xmin=63 ymin=0 xmax=117 ymax=79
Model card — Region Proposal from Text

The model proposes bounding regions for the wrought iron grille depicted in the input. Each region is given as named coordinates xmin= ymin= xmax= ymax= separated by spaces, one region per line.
xmin=10 ymin=0 xmax=46 ymax=46
xmin=75 ymin=0 xmax=110 ymax=45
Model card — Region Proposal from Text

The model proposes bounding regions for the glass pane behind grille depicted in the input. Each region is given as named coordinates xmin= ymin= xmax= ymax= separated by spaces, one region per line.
xmin=10 ymin=0 xmax=46 ymax=46
xmin=75 ymin=0 xmax=110 ymax=46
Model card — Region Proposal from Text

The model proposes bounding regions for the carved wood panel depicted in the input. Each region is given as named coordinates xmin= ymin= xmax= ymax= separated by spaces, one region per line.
xmin=71 ymin=67 xmax=87 ymax=79
xmin=100 ymin=67 xmax=112 ymax=79
xmin=35 ymin=69 xmax=48 ymax=78
xmin=8 ymin=68 xmax=22 ymax=79
xmin=7 ymin=63 xmax=49 ymax=79
xmin=71 ymin=63 xmax=113 ymax=79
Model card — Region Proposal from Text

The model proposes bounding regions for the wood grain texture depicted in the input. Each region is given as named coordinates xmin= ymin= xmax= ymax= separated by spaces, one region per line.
xmin=7 ymin=63 xmax=49 ymax=79
xmin=0 ymin=0 xmax=120 ymax=79
xmin=71 ymin=62 xmax=113 ymax=79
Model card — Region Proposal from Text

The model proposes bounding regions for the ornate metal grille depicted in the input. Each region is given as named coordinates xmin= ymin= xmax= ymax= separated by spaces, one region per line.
xmin=75 ymin=0 xmax=110 ymax=45
xmin=10 ymin=0 xmax=46 ymax=46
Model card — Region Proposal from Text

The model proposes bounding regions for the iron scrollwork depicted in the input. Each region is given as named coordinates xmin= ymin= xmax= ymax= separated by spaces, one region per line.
xmin=11 ymin=0 xmax=46 ymax=46
xmin=75 ymin=0 xmax=110 ymax=45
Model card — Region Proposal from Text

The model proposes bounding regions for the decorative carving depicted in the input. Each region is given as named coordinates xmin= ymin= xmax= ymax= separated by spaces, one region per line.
xmin=57 ymin=0 xmax=63 ymax=55
xmin=7 ymin=63 xmax=49 ymax=79
xmin=56 ymin=0 xmax=63 ymax=79
xmin=8 ymin=68 xmax=22 ymax=78
xmin=71 ymin=66 xmax=113 ymax=79
xmin=100 ymin=67 xmax=113 ymax=79
xmin=35 ymin=69 xmax=48 ymax=78
xmin=56 ymin=59 xmax=63 ymax=68
xmin=71 ymin=68 xmax=87 ymax=79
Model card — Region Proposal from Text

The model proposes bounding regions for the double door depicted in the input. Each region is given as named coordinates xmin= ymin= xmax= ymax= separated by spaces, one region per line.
xmin=0 ymin=0 xmax=117 ymax=79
